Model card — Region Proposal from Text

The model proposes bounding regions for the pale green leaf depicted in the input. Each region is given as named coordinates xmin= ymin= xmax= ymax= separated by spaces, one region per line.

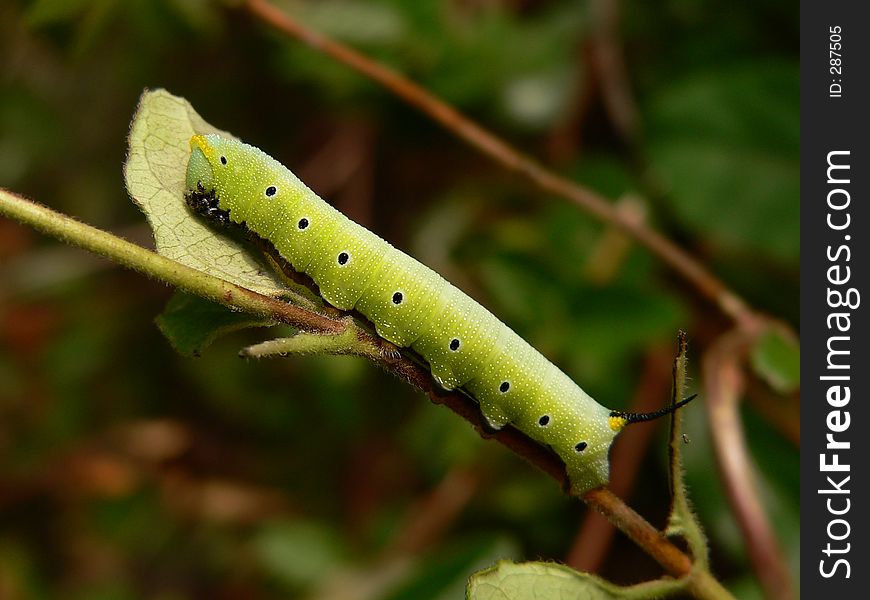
xmin=124 ymin=88 xmax=287 ymax=296
xmin=467 ymin=560 xmax=684 ymax=600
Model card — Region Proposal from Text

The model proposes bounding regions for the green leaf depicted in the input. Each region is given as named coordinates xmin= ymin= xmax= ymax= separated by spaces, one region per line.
xmin=466 ymin=560 xmax=684 ymax=600
xmin=155 ymin=291 xmax=275 ymax=357
xmin=646 ymin=62 xmax=799 ymax=261
xmin=124 ymin=88 xmax=288 ymax=296
xmin=750 ymin=329 xmax=800 ymax=394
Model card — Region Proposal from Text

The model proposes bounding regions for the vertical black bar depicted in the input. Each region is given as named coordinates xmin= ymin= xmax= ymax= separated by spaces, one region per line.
xmin=801 ymin=1 xmax=870 ymax=595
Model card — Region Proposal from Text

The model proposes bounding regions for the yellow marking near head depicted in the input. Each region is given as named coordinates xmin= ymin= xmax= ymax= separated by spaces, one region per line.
xmin=189 ymin=134 xmax=212 ymax=156
xmin=186 ymin=135 xmax=216 ymax=192
xmin=609 ymin=415 xmax=628 ymax=432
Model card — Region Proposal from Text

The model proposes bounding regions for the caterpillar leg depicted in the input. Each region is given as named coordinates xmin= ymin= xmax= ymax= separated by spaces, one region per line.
xmin=479 ymin=400 xmax=510 ymax=432
xmin=376 ymin=338 xmax=402 ymax=359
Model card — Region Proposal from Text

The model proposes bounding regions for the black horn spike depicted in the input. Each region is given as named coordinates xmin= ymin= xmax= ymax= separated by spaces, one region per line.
xmin=611 ymin=394 xmax=697 ymax=425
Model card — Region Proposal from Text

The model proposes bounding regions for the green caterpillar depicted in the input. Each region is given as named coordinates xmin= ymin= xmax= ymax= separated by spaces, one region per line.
xmin=184 ymin=134 xmax=691 ymax=495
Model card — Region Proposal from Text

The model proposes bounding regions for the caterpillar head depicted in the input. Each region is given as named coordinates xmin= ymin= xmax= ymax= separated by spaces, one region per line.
xmin=560 ymin=395 xmax=697 ymax=495
xmin=184 ymin=134 xmax=280 ymax=230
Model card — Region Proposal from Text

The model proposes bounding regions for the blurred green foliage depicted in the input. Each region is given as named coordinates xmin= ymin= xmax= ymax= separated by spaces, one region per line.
xmin=1 ymin=0 xmax=797 ymax=598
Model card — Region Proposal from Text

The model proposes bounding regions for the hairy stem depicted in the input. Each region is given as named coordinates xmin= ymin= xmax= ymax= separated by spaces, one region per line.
xmin=0 ymin=187 xmax=727 ymax=597
xmin=0 ymin=189 xmax=344 ymax=335
xmin=567 ymin=345 xmax=674 ymax=572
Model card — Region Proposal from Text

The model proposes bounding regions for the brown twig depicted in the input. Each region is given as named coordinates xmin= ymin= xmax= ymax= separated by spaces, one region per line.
xmin=0 ymin=188 xmax=706 ymax=589
xmin=588 ymin=0 xmax=640 ymax=145
xmin=703 ymin=331 xmax=795 ymax=600
xmin=583 ymin=487 xmax=692 ymax=576
xmin=566 ymin=344 xmax=674 ymax=572
xmin=0 ymin=191 xmax=345 ymax=337
xmin=390 ymin=342 xmax=705 ymax=585
xmin=243 ymin=0 xmax=762 ymax=333
xmin=237 ymin=13 xmax=790 ymax=596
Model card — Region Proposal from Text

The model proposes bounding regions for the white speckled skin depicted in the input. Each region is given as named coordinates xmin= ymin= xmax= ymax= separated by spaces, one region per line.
xmin=187 ymin=134 xmax=621 ymax=494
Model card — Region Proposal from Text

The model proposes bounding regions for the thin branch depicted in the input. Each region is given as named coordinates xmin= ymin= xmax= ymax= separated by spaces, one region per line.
xmin=585 ymin=487 xmax=691 ymax=575
xmin=703 ymin=331 xmax=795 ymax=600
xmin=0 ymin=188 xmax=721 ymax=594
xmin=0 ymin=189 xmax=344 ymax=336
xmin=583 ymin=488 xmax=733 ymax=600
xmin=243 ymin=0 xmax=763 ymax=333
xmin=588 ymin=0 xmax=640 ymax=144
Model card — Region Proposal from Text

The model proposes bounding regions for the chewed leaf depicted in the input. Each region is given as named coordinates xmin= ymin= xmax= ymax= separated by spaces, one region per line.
xmin=124 ymin=88 xmax=287 ymax=296
xmin=467 ymin=560 xmax=685 ymax=600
